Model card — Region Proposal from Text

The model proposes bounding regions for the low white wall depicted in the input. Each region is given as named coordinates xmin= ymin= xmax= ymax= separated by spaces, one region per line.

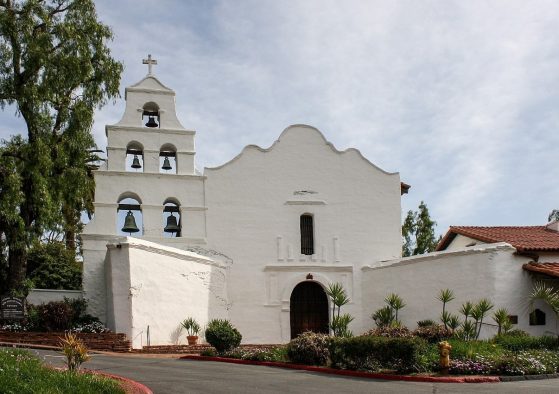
xmin=27 ymin=289 xmax=83 ymax=305
xmin=362 ymin=243 xmax=558 ymax=338
xmin=106 ymin=238 xmax=229 ymax=348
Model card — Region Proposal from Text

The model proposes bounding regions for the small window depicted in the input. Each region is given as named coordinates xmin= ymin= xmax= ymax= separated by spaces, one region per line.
xmin=529 ymin=309 xmax=546 ymax=326
xmin=507 ymin=315 xmax=518 ymax=325
xmin=300 ymin=214 xmax=314 ymax=255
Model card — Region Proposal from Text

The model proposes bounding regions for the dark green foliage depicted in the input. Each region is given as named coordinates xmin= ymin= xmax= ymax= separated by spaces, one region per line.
xmin=493 ymin=335 xmax=559 ymax=351
xmin=27 ymin=241 xmax=81 ymax=290
xmin=417 ymin=319 xmax=437 ymax=327
xmin=0 ymin=0 xmax=123 ymax=292
xmin=286 ymin=331 xmax=331 ymax=366
xmin=200 ymin=348 xmax=216 ymax=357
xmin=448 ymin=339 xmax=503 ymax=360
xmin=413 ymin=325 xmax=453 ymax=343
xmin=402 ymin=201 xmax=440 ymax=256
xmin=0 ymin=348 xmax=124 ymax=393
xmin=329 ymin=336 xmax=428 ymax=373
xmin=204 ymin=319 xmax=242 ymax=354
xmin=35 ymin=301 xmax=75 ymax=331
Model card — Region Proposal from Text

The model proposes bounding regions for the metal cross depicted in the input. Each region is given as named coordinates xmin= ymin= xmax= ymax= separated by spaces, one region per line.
xmin=142 ymin=54 xmax=157 ymax=75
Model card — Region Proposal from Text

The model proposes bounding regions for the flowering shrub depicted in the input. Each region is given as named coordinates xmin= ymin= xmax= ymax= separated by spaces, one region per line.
xmin=364 ymin=326 xmax=413 ymax=338
xmin=413 ymin=325 xmax=453 ymax=343
xmin=0 ymin=322 xmax=27 ymax=332
xmin=495 ymin=351 xmax=559 ymax=376
xmin=287 ymin=332 xmax=331 ymax=366
xmin=70 ymin=321 xmax=109 ymax=334
xmin=449 ymin=358 xmax=493 ymax=375
xmin=221 ymin=346 xmax=287 ymax=362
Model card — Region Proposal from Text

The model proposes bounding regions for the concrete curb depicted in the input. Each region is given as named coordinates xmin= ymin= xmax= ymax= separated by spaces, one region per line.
xmin=179 ymin=355 xmax=500 ymax=383
xmin=85 ymin=369 xmax=154 ymax=394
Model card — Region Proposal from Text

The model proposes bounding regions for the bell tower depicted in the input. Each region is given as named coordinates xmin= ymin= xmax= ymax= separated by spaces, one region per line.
xmin=106 ymin=54 xmax=196 ymax=175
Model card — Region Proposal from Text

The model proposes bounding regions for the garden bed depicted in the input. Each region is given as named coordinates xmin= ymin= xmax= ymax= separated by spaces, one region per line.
xmin=0 ymin=330 xmax=131 ymax=352
xmin=180 ymin=354 xmax=500 ymax=383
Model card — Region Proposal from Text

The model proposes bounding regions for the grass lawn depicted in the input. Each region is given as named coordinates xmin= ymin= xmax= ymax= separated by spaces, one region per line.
xmin=0 ymin=348 xmax=125 ymax=394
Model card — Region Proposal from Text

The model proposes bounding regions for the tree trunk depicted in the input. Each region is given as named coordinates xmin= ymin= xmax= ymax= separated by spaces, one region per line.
xmin=7 ymin=240 xmax=27 ymax=293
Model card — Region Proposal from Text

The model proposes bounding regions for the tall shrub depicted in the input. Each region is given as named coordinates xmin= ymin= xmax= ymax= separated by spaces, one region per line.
xmin=205 ymin=319 xmax=242 ymax=354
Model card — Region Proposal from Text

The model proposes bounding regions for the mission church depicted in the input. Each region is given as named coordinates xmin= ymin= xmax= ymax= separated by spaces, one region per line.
xmin=82 ymin=56 xmax=559 ymax=348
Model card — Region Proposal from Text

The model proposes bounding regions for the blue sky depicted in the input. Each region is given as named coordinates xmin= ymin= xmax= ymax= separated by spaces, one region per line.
xmin=1 ymin=0 xmax=559 ymax=235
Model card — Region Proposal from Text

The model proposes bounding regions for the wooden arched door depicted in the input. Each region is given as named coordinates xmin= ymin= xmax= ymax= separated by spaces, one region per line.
xmin=290 ymin=281 xmax=329 ymax=339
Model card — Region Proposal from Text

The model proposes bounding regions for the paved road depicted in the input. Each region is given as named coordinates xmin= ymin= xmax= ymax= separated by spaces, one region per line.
xmin=21 ymin=349 xmax=559 ymax=394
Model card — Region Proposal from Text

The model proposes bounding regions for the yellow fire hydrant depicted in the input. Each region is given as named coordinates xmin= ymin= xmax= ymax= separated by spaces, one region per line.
xmin=438 ymin=340 xmax=452 ymax=375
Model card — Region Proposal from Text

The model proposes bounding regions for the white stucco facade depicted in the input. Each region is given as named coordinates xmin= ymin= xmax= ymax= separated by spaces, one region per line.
xmin=82 ymin=67 xmax=557 ymax=348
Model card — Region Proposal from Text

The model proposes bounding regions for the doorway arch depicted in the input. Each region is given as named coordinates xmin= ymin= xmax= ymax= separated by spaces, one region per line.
xmin=290 ymin=281 xmax=329 ymax=339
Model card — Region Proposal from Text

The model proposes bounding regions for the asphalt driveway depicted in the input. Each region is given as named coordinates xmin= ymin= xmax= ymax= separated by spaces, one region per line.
xmin=18 ymin=348 xmax=559 ymax=394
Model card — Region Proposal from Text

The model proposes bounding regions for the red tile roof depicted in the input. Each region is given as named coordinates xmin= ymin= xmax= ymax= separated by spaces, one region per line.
xmin=523 ymin=262 xmax=559 ymax=278
xmin=436 ymin=226 xmax=559 ymax=252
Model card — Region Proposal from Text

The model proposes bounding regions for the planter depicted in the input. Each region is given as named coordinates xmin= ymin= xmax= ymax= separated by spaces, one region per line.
xmin=187 ymin=335 xmax=198 ymax=346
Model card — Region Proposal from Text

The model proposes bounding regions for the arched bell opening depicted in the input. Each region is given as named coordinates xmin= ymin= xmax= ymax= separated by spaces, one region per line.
xmin=289 ymin=281 xmax=329 ymax=339
xmin=162 ymin=199 xmax=181 ymax=238
xmin=126 ymin=141 xmax=144 ymax=172
xmin=117 ymin=196 xmax=143 ymax=236
xmin=159 ymin=143 xmax=177 ymax=174
xmin=142 ymin=101 xmax=160 ymax=128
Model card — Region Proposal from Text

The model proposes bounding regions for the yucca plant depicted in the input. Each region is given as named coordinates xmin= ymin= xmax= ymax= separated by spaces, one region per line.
xmin=372 ymin=305 xmax=394 ymax=327
xmin=472 ymin=298 xmax=494 ymax=339
xmin=492 ymin=308 xmax=511 ymax=336
xmin=385 ymin=293 xmax=406 ymax=322
xmin=59 ymin=333 xmax=90 ymax=372
xmin=459 ymin=301 xmax=474 ymax=324
xmin=437 ymin=289 xmax=455 ymax=329
xmin=326 ymin=282 xmax=353 ymax=336
xmin=181 ymin=317 xmax=201 ymax=336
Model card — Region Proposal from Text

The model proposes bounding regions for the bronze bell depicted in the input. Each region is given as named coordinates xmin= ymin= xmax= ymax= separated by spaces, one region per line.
xmin=145 ymin=116 xmax=158 ymax=128
xmin=162 ymin=156 xmax=172 ymax=171
xmin=121 ymin=211 xmax=140 ymax=234
xmin=164 ymin=213 xmax=180 ymax=233
xmin=131 ymin=155 xmax=142 ymax=169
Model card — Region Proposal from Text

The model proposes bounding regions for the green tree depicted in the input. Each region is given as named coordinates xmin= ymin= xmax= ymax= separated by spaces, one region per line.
xmin=0 ymin=0 xmax=122 ymax=293
xmin=402 ymin=201 xmax=440 ymax=256
xmin=27 ymin=241 xmax=81 ymax=289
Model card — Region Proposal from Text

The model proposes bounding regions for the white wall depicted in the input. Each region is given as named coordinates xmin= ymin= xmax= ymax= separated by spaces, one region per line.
xmin=205 ymin=125 xmax=403 ymax=342
xmin=362 ymin=243 xmax=558 ymax=337
xmin=105 ymin=238 xmax=228 ymax=348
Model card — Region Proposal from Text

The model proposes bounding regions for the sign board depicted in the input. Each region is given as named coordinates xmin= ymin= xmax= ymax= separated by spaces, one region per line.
xmin=0 ymin=296 xmax=25 ymax=320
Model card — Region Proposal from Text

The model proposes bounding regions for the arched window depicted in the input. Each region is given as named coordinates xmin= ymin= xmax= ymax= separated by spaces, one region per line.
xmin=529 ymin=309 xmax=546 ymax=326
xmin=126 ymin=141 xmax=144 ymax=172
xmin=300 ymin=214 xmax=314 ymax=255
xmin=117 ymin=195 xmax=143 ymax=236
xmin=162 ymin=199 xmax=181 ymax=237
xmin=159 ymin=143 xmax=177 ymax=174
xmin=142 ymin=101 xmax=160 ymax=128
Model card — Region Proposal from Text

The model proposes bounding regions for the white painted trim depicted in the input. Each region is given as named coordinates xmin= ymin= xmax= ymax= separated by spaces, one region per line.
xmin=264 ymin=264 xmax=353 ymax=272
xmin=94 ymin=171 xmax=205 ymax=180
xmin=205 ymin=124 xmax=398 ymax=176
xmin=285 ymin=200 xmax=327 ymax=205
xmin=106 ymin=125 xmax=195 ymax=135
xmin=362 ymin=242 xmax=517 ymax=271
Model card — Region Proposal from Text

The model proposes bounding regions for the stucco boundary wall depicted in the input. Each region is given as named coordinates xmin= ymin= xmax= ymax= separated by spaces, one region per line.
xmin=361 ymin=243 xmax=557 ymax=337
xmin=106 ymin=237 xmax=230 ymax=349
xmin=27 ymin=289 xmax=83 ymax=305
